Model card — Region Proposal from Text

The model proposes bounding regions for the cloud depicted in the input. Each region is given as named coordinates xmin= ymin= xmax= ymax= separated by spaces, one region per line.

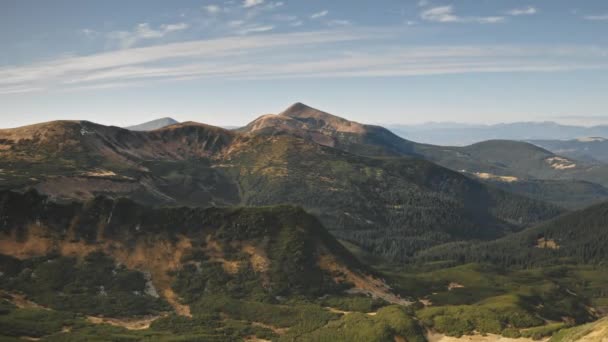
xmin=81 ymin=29 xmax=98 ymax=37
xmin=328 ymin=20 xmax=351 ymax=26
xmin=273 ymin=14 xmax=302 ymax=26
xmin=0 ymin=85 xmax=44 ymax=95
xmin=0 ymin=30 xmax=375 ymax=93
xmin=243 ymin=0 xmax=264 ymax=8
xmin=2 ymin=29 xmax=607 ymax=95
xmin=107 ymin=22 xmax=189 ymax=48
xmin=264 ymin=2 xmax=283 ymax=10
xmin=507 ymin=6 xmax=537 ymax=16
xmin=228 ymin=20 xmax=245 ymax=27
xmin=237 ymin=25 xmax=274 ymax=34
xmin=421 ymin=5 xmax=505 ymax=24
xmin=204 ymin=5 xmax=222 ymax=14
xmin=420 ymin=6 xmax=459 ymax=22
xmin=584 ymin=14 xmax=608 ymax=21
xmin=311 ymin=10 xmax=329 ymax=19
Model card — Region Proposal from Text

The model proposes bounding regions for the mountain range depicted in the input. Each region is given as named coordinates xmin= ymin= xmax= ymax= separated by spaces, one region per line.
xmin=389 ymin=121 xmax=608 ymax=146
xmin=2 ymin=103 xmax=608 ymax=341
xmin=0 ymin=103 xmax=566 ymax=261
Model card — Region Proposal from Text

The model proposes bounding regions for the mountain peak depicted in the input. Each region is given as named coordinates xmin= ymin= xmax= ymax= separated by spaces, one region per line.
xmin=276 ymin=103 xmax=367 ymax=133
xmin=279 ymin=102 xmax=325 ymax=118
xmin=126 ymin=117 xmax=179 ymax=131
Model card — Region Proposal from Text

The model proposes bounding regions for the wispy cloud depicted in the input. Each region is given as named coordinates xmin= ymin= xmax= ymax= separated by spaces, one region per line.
xmin=421 ymin=5 xmax=505 ymax=24
xmin=237 ymin=25 xmax=274 ymax=34
xmin=273 ymin=14 xmax=302 ymax=26
xmin=0 ymin=85 xmax=44 ymax=95
xmin=584 ymin=14 xmax=608 ymax=21
xmin=204 ymin=5 xmax=222 ymax=14
xmin=506 ymin=6 xmax=537 ymax=16
xmin=327 ymin=20 xmax=351 ymax=27
xmin=0 ymin=30 xmax=375 ymax=93
xmin=311 ymin=10 xmax=329 ymax=19
xmin=107 ymin=22 xmax=189 ymax=48
xmin=264 ymin=2 xmax=283 ymax=10
xmin=243 ymin=0 xmax=264 ymax=8
xmin=2 ymin=29 xmax=607 ymax=95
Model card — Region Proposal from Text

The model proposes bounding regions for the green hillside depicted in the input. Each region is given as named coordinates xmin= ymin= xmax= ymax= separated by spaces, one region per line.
xmin=416 ymin=199 xmax=608 ymax=267
xmin=0 ymin=190 xmax=430 ymax=341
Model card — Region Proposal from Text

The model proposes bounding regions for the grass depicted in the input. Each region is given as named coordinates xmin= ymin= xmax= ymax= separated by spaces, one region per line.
xmin=191 ymin=295 xmax=339 ymax=332
xmin=418 ymin=296 xmax=543 ymax=337
xmin=375 ymin=262 xmax=608 ymax=339
xmin=0 ymin=307 xmax=78 ymax=338
xmin=282 ymin=305 xmax=425 ymax=342
xmin=550 ymin=317 xmax=608 ymax=342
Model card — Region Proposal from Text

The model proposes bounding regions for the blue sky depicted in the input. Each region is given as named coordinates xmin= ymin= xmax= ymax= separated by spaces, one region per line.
xmin=1 ymin=0 xmax=608 ymax=128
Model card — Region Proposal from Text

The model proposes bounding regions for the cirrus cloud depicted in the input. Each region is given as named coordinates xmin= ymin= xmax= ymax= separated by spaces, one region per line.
xmin=2 ymin=29 xmax=608 ymax=95
xmin=506 ymin=6 xmax=537 ymax=16
xmin=421 ymin=5 xmax=505 ymax=24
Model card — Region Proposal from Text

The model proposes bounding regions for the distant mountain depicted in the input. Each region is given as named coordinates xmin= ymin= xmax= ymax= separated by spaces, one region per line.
xmin=0 ymin=105 xmax=563 ymax=261
xmin=388 ymin=121 xmax=608 ymax=146
xmin=416 ymin=139 xmax=608 ymax=206
xmin=422 ymin=139 xmax=581 ymax=180
xmin=125 ymin=117 xmax=179 ymax=131
xmin=529 ymin=137 xmax=608 ymax=164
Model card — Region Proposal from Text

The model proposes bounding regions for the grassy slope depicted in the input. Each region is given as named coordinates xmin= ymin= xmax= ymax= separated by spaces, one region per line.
xmin=551 ymin=317 xmax=608 ymax=341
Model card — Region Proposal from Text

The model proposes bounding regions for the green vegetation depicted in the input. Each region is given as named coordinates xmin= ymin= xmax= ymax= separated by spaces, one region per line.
xmin=0 ymin=252 xmax=169 ymax=317
xmin=288 ymin=306 xmax=425 ymax=342
xmin=318 ymin=294 xmax=386 ymax=313
xmin=372 ymin=262 xmax=608 ymax=340
xmin=550 ymin=317 xmax=608 ymax=342
xmin=487 ymin=178 xmax=608 ymax=210
xmin=0 ymin=308 xmax=77 ymax=338
xmin=416 ymin=200 xmax=608 ymax=267
xmin=191 ymin=296 xmax=338 ymax=334
xmin=418 ymin=299 xmax=543 ymax=336
xmin=227 ymin=135 xmax=561 ymax=261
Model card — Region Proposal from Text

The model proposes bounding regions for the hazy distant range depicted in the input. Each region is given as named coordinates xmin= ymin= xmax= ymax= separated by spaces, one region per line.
xmin=387 ymin=121 xmax=608 ymax=146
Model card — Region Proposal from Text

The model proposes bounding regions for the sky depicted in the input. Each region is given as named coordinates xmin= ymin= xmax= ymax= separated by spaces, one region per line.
xmin=1 ymin=0 xmax=608 ymax=128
